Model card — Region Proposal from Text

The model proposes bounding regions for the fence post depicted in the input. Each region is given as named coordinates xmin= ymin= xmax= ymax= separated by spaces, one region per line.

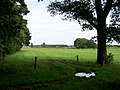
xmin=76 ymin=55 xmax=79 ymax=62
xmin=34 ymin=57 xmax=37 ymax=69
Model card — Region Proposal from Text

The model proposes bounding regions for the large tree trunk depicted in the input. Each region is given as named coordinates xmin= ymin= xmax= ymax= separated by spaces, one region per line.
xmin=97 ymin=29 xmax=108 ymax=66
xmin=97 ymin=18 xmax=108 ymax=66
xmin=95 ymin=0 xmax=108 ymax=65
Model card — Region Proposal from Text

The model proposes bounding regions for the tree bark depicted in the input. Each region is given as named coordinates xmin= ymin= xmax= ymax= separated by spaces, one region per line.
xmin=95 ymin=0 xmax=108 ymax=66
xmin=97 ymin=29 xmax=108 ymax=66
xmin=97 ymin=16 xmax=108 ymax=66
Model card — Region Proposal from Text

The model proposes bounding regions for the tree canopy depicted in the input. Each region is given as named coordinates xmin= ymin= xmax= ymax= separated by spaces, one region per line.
xmin=74 ymin=38 xmax=96 ymax=49
xmin=0 ymin=0 xmax=31 ymax=60
xmin=48 ymin=0 xmax=120 ymax=65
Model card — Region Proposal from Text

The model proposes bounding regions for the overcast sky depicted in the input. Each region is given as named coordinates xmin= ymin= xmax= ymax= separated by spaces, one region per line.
xmin=24 ymin=0 xmax=97 ymax=45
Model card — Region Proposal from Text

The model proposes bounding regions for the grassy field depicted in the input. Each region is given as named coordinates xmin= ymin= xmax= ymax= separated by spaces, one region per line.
xmin=0 ymin=47 xmax=120 ymax=90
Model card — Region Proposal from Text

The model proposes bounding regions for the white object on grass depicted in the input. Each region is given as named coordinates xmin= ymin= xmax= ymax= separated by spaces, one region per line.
xmin=75 ymin=72 xmax=95 ymax=78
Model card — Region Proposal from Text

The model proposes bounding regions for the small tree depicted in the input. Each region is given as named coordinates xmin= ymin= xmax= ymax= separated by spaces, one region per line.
xmin=30 ymin=43 xmax=34 ymax=48
xmin=41 ymin=42 xmax=46 ymax=47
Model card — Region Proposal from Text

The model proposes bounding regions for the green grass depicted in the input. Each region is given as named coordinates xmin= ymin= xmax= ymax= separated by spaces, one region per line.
xmin=0 ymin=47 xmax=120 ymax=90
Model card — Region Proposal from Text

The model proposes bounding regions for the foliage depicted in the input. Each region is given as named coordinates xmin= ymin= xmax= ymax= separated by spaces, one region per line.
xmin=30 ymin=43 xmax=34 ymax=48
xmin=106 ymin=26 xmax=120 ymax=43
xmin=0 ymin=0 xmax=31 ymax=59
xmin=41 ymin=42 xmax=46 ymax=47
xmin=48 ymin=0 xmax=120 ymax=37
xmin=107 ymin=53 xmax=114 ymax=64
xmin=74 ymin=38 xmax=96 ymax=49
xmin=86 ymin=39 xmax=96 ymax=48
xmin=48 ymin=0 xmax=120 ymax=65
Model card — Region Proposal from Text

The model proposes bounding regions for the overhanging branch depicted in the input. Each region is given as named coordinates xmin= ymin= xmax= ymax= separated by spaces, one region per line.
xmin=103 ymin=0 xmax=113 ymax=18
xmin=86 ymin=18 xmax=98 ymax=30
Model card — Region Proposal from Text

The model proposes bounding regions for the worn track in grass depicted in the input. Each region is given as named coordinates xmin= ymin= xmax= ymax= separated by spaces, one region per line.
xmin=2 ymin=78 xmax=73 ymax=90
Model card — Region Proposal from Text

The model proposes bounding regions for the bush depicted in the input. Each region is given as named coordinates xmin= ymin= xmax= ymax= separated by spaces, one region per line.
xmin=107 ymin=53 xmax=114 ymax=64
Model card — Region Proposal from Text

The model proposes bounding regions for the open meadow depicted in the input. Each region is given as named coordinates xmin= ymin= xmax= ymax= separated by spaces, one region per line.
xmin=0 ymin=47 xmax=120 ymax=90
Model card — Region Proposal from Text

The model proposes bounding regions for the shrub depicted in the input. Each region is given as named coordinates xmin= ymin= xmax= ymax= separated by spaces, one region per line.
xmin=107 ymin=53 xmax=114 ymax=64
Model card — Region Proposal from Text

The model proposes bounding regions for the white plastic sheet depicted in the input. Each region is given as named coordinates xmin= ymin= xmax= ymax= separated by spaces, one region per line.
xmin=75 ymin=72 xmax=95 ymax=78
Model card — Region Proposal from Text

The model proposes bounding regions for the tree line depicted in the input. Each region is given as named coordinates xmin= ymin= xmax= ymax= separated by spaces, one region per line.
xmin=0 ymin=0 xmax=31 ymax=60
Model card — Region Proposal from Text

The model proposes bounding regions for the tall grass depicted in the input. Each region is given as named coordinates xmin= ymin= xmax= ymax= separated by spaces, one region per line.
xmin=0 ymin=47 xmax=120 ymax=90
